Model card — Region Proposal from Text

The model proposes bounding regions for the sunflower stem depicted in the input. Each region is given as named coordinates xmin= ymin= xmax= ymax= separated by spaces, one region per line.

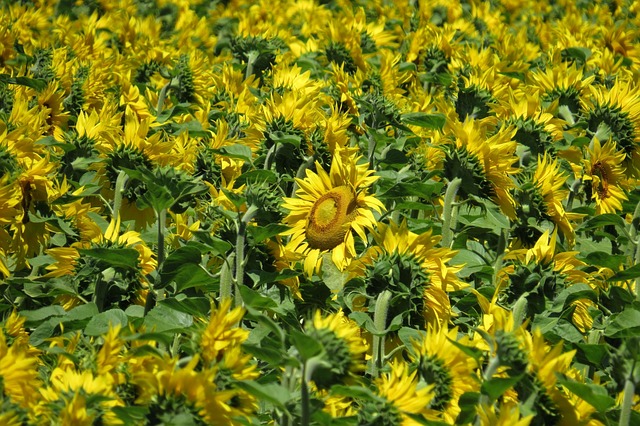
xmin=156 ymin=81 xmax=173 ymax=116
xmin=371 ymin=289 xmax=392 ymax=378
xmin=234 ymin=204 xmax=259 ymax=307
xmin=219 ymin=252 xmax=235 ymax=303
xmin=112 ymin=170 xmax=128 ymax=226
xmin=264 ymin=142 xmax=277 ymax=170
xmin=367 ymin=131 xmax=377 ymax=170
xmin=245 ymin=51 xmax=259 ymax=81
xmin=566 ymin=178 xmax=581 ymax=212
xmin=442 ymin=178 xmax=462 ymax=248
xmin=619 ymin=377 xmax=635 ymax=426
xmin=155 ymin=207 xmax=167 ymax=305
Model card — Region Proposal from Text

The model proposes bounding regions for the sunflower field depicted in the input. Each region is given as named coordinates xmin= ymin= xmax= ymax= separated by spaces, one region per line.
xmin=5 ymin=0 xmax=640 ymax=424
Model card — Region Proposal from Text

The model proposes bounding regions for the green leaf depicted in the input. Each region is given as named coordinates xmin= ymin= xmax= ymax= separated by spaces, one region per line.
xmin=219 ymin=144 xmax=253 ymax=162
xmin=143 ymin=304 xmax=193 ymax=332
xmin=160 ymin=245 xmax=216 ymax=292
xmin=557 ymin=377 xmax=616 ymax=412
xmin=159 ymin=296 xmax=210 ymax=317
xmin=401 ymin=112 xmax=446 ymax=130
xmin=481 ymin=374 xmax=525 ymax=400
xmin=456 ymin=392 xmax=482 ymax=425
xmin=575 ymin=343 xmax=608 ymax=366
xmin=0 ymin=74 xmax=47 ymax=91
xmin=238 ymin=286 xmax=278 ymax=310
xmin=77 ymin=247 xmax=139 ymax=270
xmin=583 ymin=251 xmax=627 ymax=269
xmin=269 ymin=131 xmax=302 ymax=147
xmin=85 ymin=309 xmax=128 ymax=336
xmin=290 ymin=329 xmax=323 ymax=361
xmin=397 ymin=327 xmax=426 ymax=356
xmin=247 ymin=223 xmax=290 ymax=243
xmin=608 ymin=263 xmax=640 ymax=282
xmin=235 ymin=381 xmax=291 ymax=412
xmin=21 ymin=305 xmax=66 ymax=325
xmin=321 ymin=253 xmax=349 ymax=292
xmin=605 ymin=304 xmax=640 ymax=338
xmin=235 ymin=169 xmax=278 ymax=185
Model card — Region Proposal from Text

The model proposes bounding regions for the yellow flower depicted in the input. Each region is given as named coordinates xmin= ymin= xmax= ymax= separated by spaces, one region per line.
xmin=199 ymin=299 xmax=249 ymax=364
xmin=282 ymin=148 xmax=384 ymax=277
xmin=582 ymin=138 xmax=628 ymax=214
xmin=0 ymin=328 xmax=41 ymax=409
xmin=306 ymin=310 xmax=368 ymax=389
xmin=410 ymin=326 xmax=479 ymax=423
xmin=477 ymin=402 xmax=533 ymax=426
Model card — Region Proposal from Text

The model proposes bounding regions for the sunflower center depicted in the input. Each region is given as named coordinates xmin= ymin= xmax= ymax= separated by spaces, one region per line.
xmin=306 ymin=185 xmax=357 ymax=251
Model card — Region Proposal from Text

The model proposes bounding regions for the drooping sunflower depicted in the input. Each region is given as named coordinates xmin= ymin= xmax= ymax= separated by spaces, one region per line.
xmin=582 ymin=138 xmax=628 ymax=215
xmin=409 ymin=326 xmax=479 ymax=423
xmin=442 ymin=120 xmax=519 ymax=219
xmin=282 ymin=148 xmax=384 ymax=277
xmin=348 ymin=220 xmax=465 ymax=328
xmin=581 ymin=79 xmax=640 ymax=176
xmin=305 ymin=310 xmax=368 ymax=390
xmin=357 ymin=361 xmax=438 ymax=425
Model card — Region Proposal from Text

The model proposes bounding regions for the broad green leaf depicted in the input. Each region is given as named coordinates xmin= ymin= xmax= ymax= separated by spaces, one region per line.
xmin=575 ymin=343 xmax=608 ymax=366
xmin=401 ymin=112 xmax=446 ymax=130
xmin=235 ymin=381 xmax=291 ymax=412
xmin=143 ymin=304 xmax=193 ymax=332
xmin=290 ymin=329 xmax=323 ymax=360
xmin=238 ymin=286 xmax=278 ymax=310
xmin=321 ymin=253 xmax=349 ymax=292
xmin=605 ymin=304 xmax=640 ymax=338
xmin=557 ymin=378 xmax=615 ymax=412
xmin=219 ymin=144 xmax=253 ymax=162
xmin=160 ymin=245 xmax=215 ymax=291
xmin=85 ymin=309 xmax=128 ymax=336
xmin=0 ymin=74 xmax=47 ymax=91
xmin=456 ymin=392 xmax=482 ymax=425
xmin=248 ymin=223 xmax=290 ymax=243
xmin=481 ymin=374 xmax=525 ymax=400
xmin=21 ymin=305 xmax=66 ymax=325
xmin=583 ymin=251 xmax=627 ymax=269
xmin=77 ymin=248 xmax=139 ymax=270
xmin=160 ymin=296 xmax=210 ymax=317
xmin=235 ymin=169 xmax=278 ymax=185
xmin=608 ymin=263 xmax=640 ymax=282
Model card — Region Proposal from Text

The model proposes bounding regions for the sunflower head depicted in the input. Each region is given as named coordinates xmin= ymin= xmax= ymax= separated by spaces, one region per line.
xmin=305 ymin=310 xmax=367 ymax=390
xmin=443 ymin=145 xmax=495 ymax=200
xmin=305 ymin=185 xmax=358 ymax=251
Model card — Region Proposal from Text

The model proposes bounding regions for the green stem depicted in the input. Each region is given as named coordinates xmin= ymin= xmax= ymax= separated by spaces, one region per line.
xmin=371 ymin=290 xmax=392 ymax=378
xmin=634 ymin=238 xmax=640 ymax=301
xmin=619 ymin=377 xmax=635 ymax=426
xmin=290 ymin=156 xmax=315 ymax=198
xmin=566 ymin=178 xmax=581 ymax=212
xmin=219 ymin=252 xmax=235 ymax=302
xmin=94 ymin=275 xmax=107 ymax=313
xmin=301 ymin=362 xmax=311 ymax=426
xmin=442 ymin=178 xmax=462 ymax=248
xmin=264 ymin=142 xmax=277 ymax=170
xmin=112 ymin=170 xmax=129 ymax=224
xmin=245 ymin=51 xmax=259 ymax=81
xmin=492 ymin=226 xmax=509 ymax=288
xmin=234 ymin=205 xmax=259 ymax=307
xmin=367 ymin=131 xmax=377 ymax=170
xmin=156 ymin=81 xmax=172 ymax=116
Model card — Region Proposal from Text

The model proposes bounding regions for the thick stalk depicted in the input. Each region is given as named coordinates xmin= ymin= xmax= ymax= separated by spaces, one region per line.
xmin=245 ymin=51 xmax=259 ymax=81
xmin=219 ymin=252 xmax=235 ymax=302
xmin=566 ymin=179 xmax=581 ymax=212
xmin=156 ymin=81 xmax=173 ymax=116
xmin=368 ymin=131 xmax=377 ymax=170
xmin=619 ymin=377 xmax=635 ymax=426
xmin=234 ymin=205 xmax=259 ymax=307
xmin=301 ymin=362 xmax=311 ymax=426
xmin=442 ymin=178 xmax=462 ymax=248
xmin=370 ymin=290 xmax=392 ymax=378
xmin=112 ymin=171 xmax=128 ymax=224
xmin=155 ymin=208 xmax=167 ymax=305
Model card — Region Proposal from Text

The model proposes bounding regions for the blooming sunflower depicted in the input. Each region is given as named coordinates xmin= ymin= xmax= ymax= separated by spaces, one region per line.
xmin=282 ymin=148 xmax=384 ymax=277
xmin=582 ymin=138 xmax=628 ymax=215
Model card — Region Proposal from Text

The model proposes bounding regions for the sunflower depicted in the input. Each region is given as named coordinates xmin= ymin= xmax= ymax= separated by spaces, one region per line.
xmin=581 ymin=79 xmax=640 ymax=175
xmin=582 ymin=138 xmax=628 ymax=215
xmin=357 ymin=361 xmax=438 ymax=425
xmin=409 ymin=326 xmax=479 ymax=423
xmin=199 ymin=299 xmax=249 ymax=365
xmin=348 ymin=220 xmax=465 ymax=328
xmin=0 ymin=327 xmax=42 ymax=409
xmin=305 ymin=310 xmax=368 ymax=390
xmin=442 ymin=120 xmax=519 ymax=219
xmin=282 ymin=147 xmax=384 ymax=277
xmin=476 ymin=402 xmax=533 ymax=426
